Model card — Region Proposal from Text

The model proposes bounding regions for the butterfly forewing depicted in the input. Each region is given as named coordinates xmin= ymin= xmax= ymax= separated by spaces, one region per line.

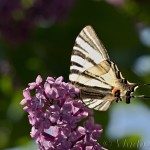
xmin=70 ymin=26 xmax=109 ymax=83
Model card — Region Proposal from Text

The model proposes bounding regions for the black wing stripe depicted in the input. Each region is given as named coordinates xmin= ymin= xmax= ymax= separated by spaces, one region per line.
xmin=81 ymin=89 xmax=106 ymax=96
xmin=85 ymin=99 xmax=108 ymax=110
xmin=75 ymin=82 xmax=112 ymax=92
xmin=94 ymin=101 xmax=109 ymax=110
xmin=72 ymin=48 xmax=86 ymax=59
xmin=82 ymin=30 xmax=100 ymax=53
xmin=112 ymin=63 xmax=120 ymax=79
xmin=70 ymin=69 xmax=80 ymax=74
xmin=112 ymin=63 xmax=127 ymax=82
xmin=83 ymin=71 xmax=112 ymax=86
xmin=71 ymin=61 xmax=83 ymax=68
xmin=78 ymin=34 xmax=98 ymax=52
xmin=93 ymin=101 xmax=104 ymax=109
xmin=72 ymin=49 xmax=97 ymax=66
xmin=74 ymin=42 xmax=87 ymax=53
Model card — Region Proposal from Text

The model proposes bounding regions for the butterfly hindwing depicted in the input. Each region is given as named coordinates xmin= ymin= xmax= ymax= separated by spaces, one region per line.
xmin=82 ymin=98 xmax=112 ymax=111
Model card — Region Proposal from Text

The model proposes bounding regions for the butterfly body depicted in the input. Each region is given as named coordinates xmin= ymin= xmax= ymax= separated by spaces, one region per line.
xmin=69 ymin=25 xmax=139 ymax=111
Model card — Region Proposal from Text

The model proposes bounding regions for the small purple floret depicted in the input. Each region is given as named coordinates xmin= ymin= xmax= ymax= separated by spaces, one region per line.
xmin=20 ymin=75 xmax=106 ymax=150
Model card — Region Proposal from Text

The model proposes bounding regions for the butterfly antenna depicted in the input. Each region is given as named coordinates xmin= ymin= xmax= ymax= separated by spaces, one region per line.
xmin=130 ymin=95 xmax=150 ymax=99
xmin=137 ymin=83 xmax=150 ymax=87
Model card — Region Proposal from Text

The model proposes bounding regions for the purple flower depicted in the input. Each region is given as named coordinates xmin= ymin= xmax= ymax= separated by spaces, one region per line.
xmin=20 ymin=75 xmax=106 ymax=150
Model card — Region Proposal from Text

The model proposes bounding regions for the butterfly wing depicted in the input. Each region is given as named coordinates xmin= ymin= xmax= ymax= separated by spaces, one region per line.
xmin=69 ymin=26 xmax=120 ymax=111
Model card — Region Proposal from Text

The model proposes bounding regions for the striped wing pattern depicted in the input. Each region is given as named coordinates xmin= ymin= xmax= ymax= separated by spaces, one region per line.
xmin=69 ymin=26 xmax=123 ymax=111
xmin=69 ymin=25 xmax=139 ymax=111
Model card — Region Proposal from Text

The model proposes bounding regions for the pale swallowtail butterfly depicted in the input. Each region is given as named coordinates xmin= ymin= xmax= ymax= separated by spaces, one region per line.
xmin=69 ymin=25 xmax=150 ymax=111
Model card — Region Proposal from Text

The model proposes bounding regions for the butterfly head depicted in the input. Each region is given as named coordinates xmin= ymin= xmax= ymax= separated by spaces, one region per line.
xmin=112 ymin=83 xmax=150 ymax=104
xmin=111 ymin=84 xmax=138 ymax=103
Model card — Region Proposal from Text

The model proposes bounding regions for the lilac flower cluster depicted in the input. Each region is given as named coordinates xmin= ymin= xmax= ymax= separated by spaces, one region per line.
xmin=20 ymin=75 xmax=106 ymax=150
xmin=0 ymin=0 xmax=74 ymax=43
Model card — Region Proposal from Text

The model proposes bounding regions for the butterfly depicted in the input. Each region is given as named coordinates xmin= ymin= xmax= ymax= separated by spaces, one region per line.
xmin=69 ymin=25 xmax=150 ymax=111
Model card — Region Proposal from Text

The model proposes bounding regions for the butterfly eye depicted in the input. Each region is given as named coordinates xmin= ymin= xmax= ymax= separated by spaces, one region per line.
xmin=114 ymin=90 xmax=120 ymax=98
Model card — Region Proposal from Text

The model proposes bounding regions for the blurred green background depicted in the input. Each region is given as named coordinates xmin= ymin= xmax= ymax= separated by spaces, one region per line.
xmin=1 ymin=0 xmax=150 ymax=149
